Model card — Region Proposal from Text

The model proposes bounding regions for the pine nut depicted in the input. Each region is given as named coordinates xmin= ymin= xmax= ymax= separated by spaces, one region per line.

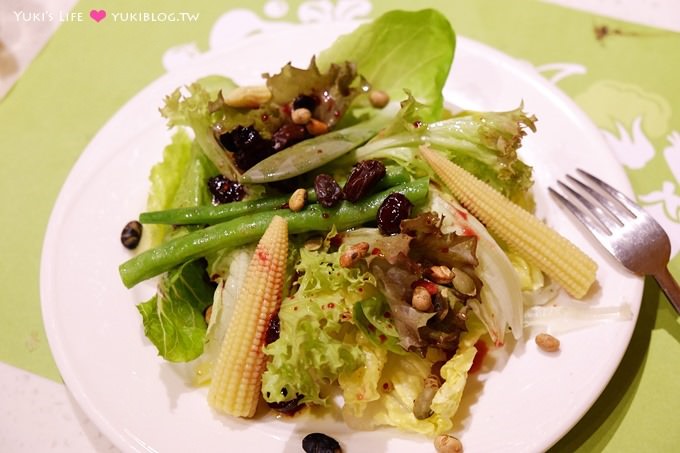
xmin=369 ymin=89 xmax=390 ymax=108
xmin=288 ymin=188 xmax=307 ymax=212
xmin=535 ymin=333 xmax=560 ymax=352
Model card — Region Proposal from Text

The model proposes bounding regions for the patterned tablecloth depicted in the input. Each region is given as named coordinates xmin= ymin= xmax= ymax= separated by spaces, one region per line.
xmin=0 ymin=0 xmax=678 ymax=451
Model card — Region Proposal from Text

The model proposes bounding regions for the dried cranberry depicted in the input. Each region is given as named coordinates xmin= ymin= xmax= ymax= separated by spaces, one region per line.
xmin=342 ymin=160 xmax=386 ymax=202
xmin=377 ymin=192 xmax=413 ymax=235
xmin=293 ymin=94 xmax=318 ymax=112
xmin=272 ymin=123 xmax=308 ymax=151
xmin=314 ymin=174 xmax=343 ymax=207
xmin=218 ymin=125 xmax=275 ymax=171
xmin=264 ymin=314 xmax=280 ymax=345
xmin=207 ymin=175 xmax=246 ymax=204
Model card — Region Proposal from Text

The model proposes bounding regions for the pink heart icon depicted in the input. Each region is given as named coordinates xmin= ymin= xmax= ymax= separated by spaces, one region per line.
xmin=89 ymin=9 xmax=106 ymax=22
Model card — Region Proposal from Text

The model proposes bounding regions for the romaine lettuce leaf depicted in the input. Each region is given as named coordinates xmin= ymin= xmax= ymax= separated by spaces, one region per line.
xmin=137 ymin=259 xmax=216 ymax=362
xmin=144 ymin=131 xmax=217 ymax=247
xmin=317 ymin=9 xmax=455 ymax=121
xmin=341 ymin=314 xmax=486 ymax=436
xmin=144 ymin=130 xmax=193 ymax=247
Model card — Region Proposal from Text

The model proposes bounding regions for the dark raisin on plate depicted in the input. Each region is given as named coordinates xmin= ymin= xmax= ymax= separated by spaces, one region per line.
xmin=121 ymin=220 xmax=143 ymax=249
xmin=302 ymin=432 xmax=342 ymax=453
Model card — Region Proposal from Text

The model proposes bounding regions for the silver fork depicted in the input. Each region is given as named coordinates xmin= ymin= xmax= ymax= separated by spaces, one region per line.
xmin=550 ymin=169 xmax=680 ymax=313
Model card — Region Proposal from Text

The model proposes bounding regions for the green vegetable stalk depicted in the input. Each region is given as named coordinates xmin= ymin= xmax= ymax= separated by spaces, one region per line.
xmin=119 ymin=178 xmax=429 ymax=288
xmin=139 ymin=165 xmax=410 ymax=226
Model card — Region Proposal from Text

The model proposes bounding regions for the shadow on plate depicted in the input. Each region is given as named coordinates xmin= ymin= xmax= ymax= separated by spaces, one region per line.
xmin=547 ymin=277 xmax=659 ymax=452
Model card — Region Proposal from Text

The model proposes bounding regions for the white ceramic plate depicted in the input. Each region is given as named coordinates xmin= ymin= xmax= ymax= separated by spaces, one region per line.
xmin=41 ymin=22 xmax=642 ymax=453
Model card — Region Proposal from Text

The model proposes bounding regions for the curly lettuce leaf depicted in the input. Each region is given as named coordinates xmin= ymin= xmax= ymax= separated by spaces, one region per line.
xmin=137 ymin=260 xmax=216 ymax=362
xmin=261 ymin=248 xmax=377 ymax=406
xmin=353 ymin=297 xmax=405 ymax=355
xmin=347 ymin=95 xmax=537 ymax=209
xmin=317 ymin=9 xmax=455 ymax=121
xmin=160 ymin=77 xmax=242 ymax=178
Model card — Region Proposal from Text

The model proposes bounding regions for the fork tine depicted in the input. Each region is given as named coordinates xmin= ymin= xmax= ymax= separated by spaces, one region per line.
xmin=566 ymin=175 xmax=632 ymax=223
xmin=557 ymin=180 xmax=619 ymax=233
xmin=576 ymin=169 xmax=644 ymax=218
xmin=549 ymin=187 xmax=611 ymax=239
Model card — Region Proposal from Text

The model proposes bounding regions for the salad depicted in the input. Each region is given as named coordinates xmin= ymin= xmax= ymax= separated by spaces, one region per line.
xmin=118 ymin=9 xmax=599 ymax=449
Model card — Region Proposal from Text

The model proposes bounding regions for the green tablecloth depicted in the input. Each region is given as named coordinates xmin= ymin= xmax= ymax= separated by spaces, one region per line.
xmin=1 ymin=0 xmax=678 ymax=451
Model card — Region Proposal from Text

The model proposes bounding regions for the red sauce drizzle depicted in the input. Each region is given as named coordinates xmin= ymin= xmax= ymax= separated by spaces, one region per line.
xmin=469 ymin=340 xmax=488 ymax=374
xmin=412 ymin=279 xmax=438 ymax=295
xmin=257 ymin=249 xmax=269 ymax=263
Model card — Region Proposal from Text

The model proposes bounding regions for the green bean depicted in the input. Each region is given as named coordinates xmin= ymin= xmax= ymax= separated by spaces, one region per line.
xmin=139 ymin=165 xmax=410 ymax=226
xmin=119 ymin=177 xmax=429 ymax=288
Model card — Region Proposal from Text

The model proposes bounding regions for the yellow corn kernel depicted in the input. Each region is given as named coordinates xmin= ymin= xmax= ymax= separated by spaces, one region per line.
xmin=207 ymin=216 xmax=288 ymax=417
xmin=420 ymin=145 xmax=597 ymax=299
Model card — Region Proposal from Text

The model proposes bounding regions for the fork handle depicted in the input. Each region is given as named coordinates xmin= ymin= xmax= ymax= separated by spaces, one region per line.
xmin=653 ymin=267 xmax=680 ymax=315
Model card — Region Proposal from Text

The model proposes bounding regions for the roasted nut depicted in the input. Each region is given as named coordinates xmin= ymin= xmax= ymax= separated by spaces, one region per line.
xmin=288 ymin=188 xmax=307 ymax=212
xmin=536 ymin=333 xmax=560 ymax=352
xmin=339 ymin=242 xmax=369 ymax=267
xmin=428 ymin=265 xmax=454 ymax=284
xmin=222 ymin=85 xmax=271 ymax=108
xmin=306 ymin=118 xmax=329 ymax=135
xmin=204 ymin=305 xmax=213 ymax=325
xmin=412 ymin=286 xmax=433 ymax=312
xmin=303 ymin=236 xmax=323 ymax=251
xmin=368 ymin=89 xmax=390 ymax=108
xmin=291 ymin=107 xmax=312 ymax=125
xmin=434 ymin=434 xmax=463 ymax=453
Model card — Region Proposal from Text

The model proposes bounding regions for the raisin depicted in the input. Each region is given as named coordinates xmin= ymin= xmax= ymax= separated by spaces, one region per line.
xmin=302 ymin=433 xmax=342 ymax=453
xmin=342 ymin=160 xmax=386 ymax=202
xmin=272 ymin=123 xmax=308 ymax=151
xmin=377 ymin=192 xmax=413 ymax=235
xmin=314 ymin=174 xmax=343 ymax=207
xmin=264 ymin=314 xmax=280 ymax=345
xmin=293 ymin=94 xmax=318 ymax=112
xmin=121 ymin=220 xmax=142 ymax=249
xmin=207 ymin=175 xmax=246 ymax=204
xmin=267 ymin=393 xmax=305 ymax=415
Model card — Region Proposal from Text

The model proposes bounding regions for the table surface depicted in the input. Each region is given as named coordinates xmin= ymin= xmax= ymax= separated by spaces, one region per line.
xmin=1 ymin=0 xmax=679 ymax=452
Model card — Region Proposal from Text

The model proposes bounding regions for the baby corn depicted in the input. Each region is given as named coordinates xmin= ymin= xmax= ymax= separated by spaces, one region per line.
xmin=208 ymin=216 xmax=289 ymax=417
xmin=421 ymin=145 xmax=597 ymax=299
